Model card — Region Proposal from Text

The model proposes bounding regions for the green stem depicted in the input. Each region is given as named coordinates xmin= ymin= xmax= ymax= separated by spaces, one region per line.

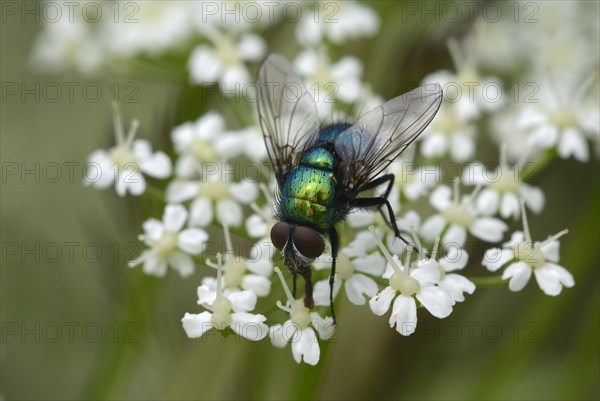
xmin=468 ymin=275 xmax=507 ymax=288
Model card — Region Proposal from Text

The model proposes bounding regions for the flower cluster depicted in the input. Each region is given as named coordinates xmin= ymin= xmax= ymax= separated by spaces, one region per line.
xmin=59 ymin=2 xmax=595 ymax=365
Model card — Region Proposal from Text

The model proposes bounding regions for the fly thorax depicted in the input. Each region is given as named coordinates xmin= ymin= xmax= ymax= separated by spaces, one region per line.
xmin=289 ymin=299 xmax=312 ymax=330
xmin=110 ymin=145 xmax=139 ymax=171
xmin=514 ymin=241 xmax=545 ymax=268
xmin=200 ymin=181 xmax=230 ymax=200
xmin=155 ymin=231 xmax=179 ymax=258
xmin=337 ymin=252 xmax=354 ymax=280
xmin=191 ymin=139 xmax=218 ymax=162
xmin=489 ymin=168 xmax=521 ymax=193
xmin=211 ymin=296 xmax=233 ymax=327
xmin=442 ymin=204 xmax=475 ymax=228
xmin=223 ymin=258 xmax=246 ymax=289
xmin=390 ymin=271 xmax=420 ymax=297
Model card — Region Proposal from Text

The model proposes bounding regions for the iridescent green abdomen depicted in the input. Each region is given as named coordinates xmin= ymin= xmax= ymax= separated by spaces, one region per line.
xmin=280 ymin=148 xmax=340 ymax=230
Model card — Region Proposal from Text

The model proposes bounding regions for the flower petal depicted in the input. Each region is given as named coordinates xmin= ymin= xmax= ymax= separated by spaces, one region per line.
xmin=353 ymin=253 xmax=386 ymax=276
xmin=534 ymin=263 xmax=574 ymax=296
xmin=229 ymin=181 xmax=259 ymax=204
xmin=228 ymin=290 xmax=257 ymax=313
xmin=181 ymin=312 xmax=214 ymax=338
xmin=269 ymin=322 xmax=291 ymax=348
xmin=142 ymin=252 xmax=167 ymax=277
xmin=500 ymin=192 xmax=520 ymax=219
xmin=168 ymin=251 xmax=195 ymax=278
xmin=416 ymin=286 xmax=453 ymax=318
xmin=163 ymin=204 xmax=188 ymax=232
xmin=476 ymin=188 xmax=500 ymax=216
xmin=558 ymin=127 xmax=589 ymax=162
xmin=470 ymin=217 xmax=507 ymax=243
xmin=440 ymin=274 xmax=476 ymax=302
xmin=369 ymin=286 xmax=396 ymax=316
xmin=291 ymin=328 xmax=320 ymax=365
xmin=139 ymin=151 xmax=172 ymax=178
xmin=230 ymin=312 xmax=268 ymax=341
xmin=520 ymin=184 xmax=545 ymax=214
xmin=502 ymin=261 xmax=533 ymax=292
xmin=241 ymin=274 xmax=272 ymax=297
xmin=216 ymin=199 xmax=243 ymax=227
xmin=429 ymin=185 xmax=452 ymax=211
xmin=482 ymin=248 xmax=514 ymax=271
xmin=344 ymin=274 xmax=379 ymax=305
xmin=178 ymin=228 xmax=208 ymax=254
xmin=443 ymin=224 xmax=467 ymax=247
xmin=420 ymin=215 xmax=446 ymax=242
xmin=189 ymin=197 xmax=213 ymax=227
xmin=166 ymin=179 xmax=199 ymax=203
xmin=313 ymin=277 xmax=342 ymax=307
xmin=440 ymin=245 xmax=469 ymax=271
xmin=389 ymin=295 xmax=417 ymax=336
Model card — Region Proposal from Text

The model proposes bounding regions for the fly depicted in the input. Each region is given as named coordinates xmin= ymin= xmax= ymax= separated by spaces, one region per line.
xmin=256 ymin=54 xmax=442 ymax=322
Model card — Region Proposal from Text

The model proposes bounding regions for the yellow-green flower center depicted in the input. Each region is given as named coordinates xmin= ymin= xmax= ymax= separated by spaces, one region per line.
xmin=549 ymin=109 xmax=577 ymax=129
xmin=110 ymin=145 xmax=138 ymax=171
xmin=191 ymin=139 xmax=219 ymax=162
xmin=390 ymin=271 xmax=420 ymax=297
xmin=442 ymin=204 xmax=475 ymax=227
xmin=217 ymin=37 xmax=240 ymax=67
xmin=201 ymin=181 xmax=230 ymax=200
xmin=515 ymin=241 xmax=546 ymax=269
xmin=155 ymin=231 xmax=178 ymax=258
xmin=337 ymin=253 xmax=354 ymax=280
xmin=490 ymin=169 xmax=521 ymax=193
xmin=211 ymin=296 xmax=233 ymax=327
xmin=223 ymin=258 xmax=247 ymax=289
xmin=290 ymin=299 xmax=311 ymax=330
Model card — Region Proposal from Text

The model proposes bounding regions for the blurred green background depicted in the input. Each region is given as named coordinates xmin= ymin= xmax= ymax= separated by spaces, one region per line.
xmin=1 ymin=1 xmax=598 ymax=400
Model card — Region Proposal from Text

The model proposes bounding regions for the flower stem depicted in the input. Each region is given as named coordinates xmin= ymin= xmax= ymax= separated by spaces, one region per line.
xmin=468 ymin=275 xmax=507 ymax=288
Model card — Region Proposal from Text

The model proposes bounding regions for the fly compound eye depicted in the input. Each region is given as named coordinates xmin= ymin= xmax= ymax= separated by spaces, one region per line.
xmin=270 ymin=222 xmax=290 ymax=251
xmin=293 ymin=226 xmax=325 ymax=259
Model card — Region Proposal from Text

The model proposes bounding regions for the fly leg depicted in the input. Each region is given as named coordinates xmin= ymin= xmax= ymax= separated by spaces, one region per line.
xmin=301 ymin=267 xmax=314 ymax=309
xmin=354 ymin=174 xmax=409 ymax=245
xmin=328 ymin=227 xmax=339 ymax=324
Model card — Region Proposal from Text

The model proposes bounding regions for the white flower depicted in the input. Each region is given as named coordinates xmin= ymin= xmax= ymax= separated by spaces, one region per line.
xmin=421 ymin=181 xmax=508 ymax=246
xmin=216 ymin=126 xmax=268 ymax=162
xmin=295 ymin=1 xmax=380 ymax=46
xmin=188 ymin=27 xmax=265 ymax=91
xmin=385 ymin=213 xmax=475 ymax=303
xmin=387 ymin=152 xmax=440 ymax=202
xmin=312 ymin=232 xmax=386 ymax=306
xmin=294 ymin=49 xmax=364 ymax=118
xmin=515 ymin=82 xmax=598 ymax=163
xmin=166 ymin=166 xmax=259 ymax=228
xmin=182 ymin=254 xmax=269 ymax=341
xmin=30 ymin=18 xmax=103 ymax=75
xmin=482 ymin=201 xmax=574 ymax=296
xmin=170 ymin=112 xmax=227 ymax=178
xmin=102 ymin=2 xmax=195 ymax=58
xmin=84 ymin=105 xmax=172 ymax=196
xmin=197 ymin=223 xmax=273 ymax=298
xmin=426 ymin=39 xmax=504 ymax=121
xmin=462 ymin=144 xmax=545 ymax=219
xmin=419 ymin=101 xmax=476 ymax=162
xmin=268 ymin=268 xmax=335 ymax=365
xmin=129 ymin=204 xmax=208 ymax=278
xmin=368 ymin=232 xmax=455 ymax=336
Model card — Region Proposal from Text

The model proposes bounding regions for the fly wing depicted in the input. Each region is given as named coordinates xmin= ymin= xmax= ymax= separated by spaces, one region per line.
xmin=257 ymin=54 xmax=321 ymax=186
xmin=334 ymin=83 xmax=442 ymax=191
